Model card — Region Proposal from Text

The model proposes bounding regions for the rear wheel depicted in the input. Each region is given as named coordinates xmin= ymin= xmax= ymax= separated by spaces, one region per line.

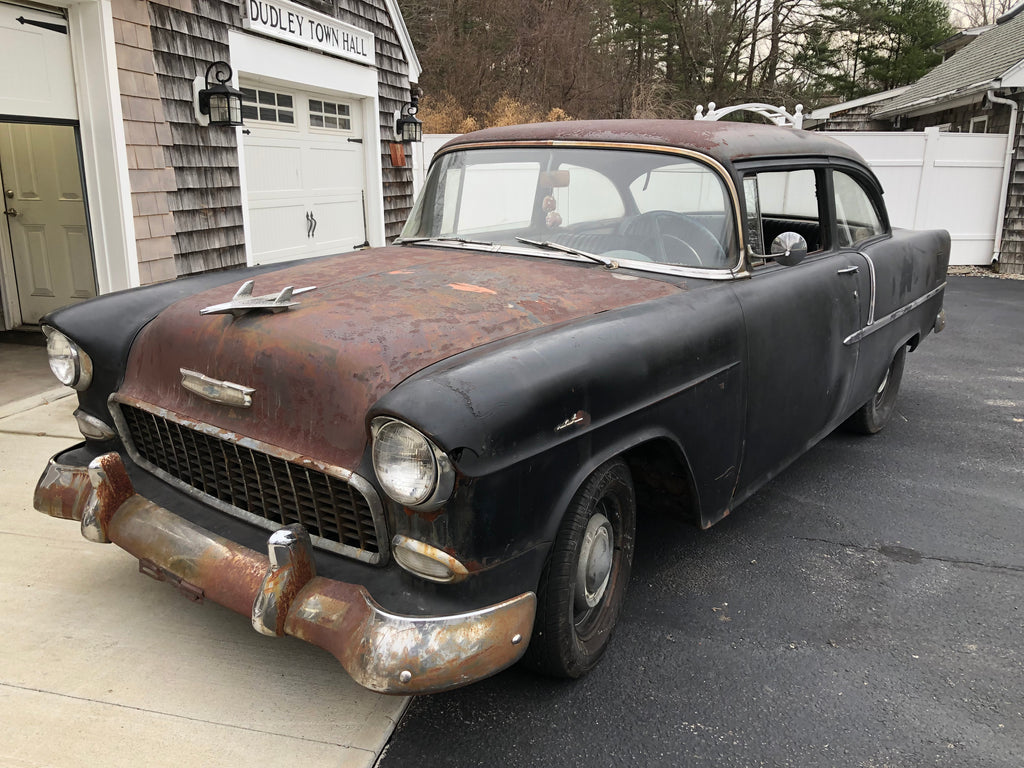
xmin=845 ymin=346 xmax=907 ymax=434
xmin=524 ymin=459 xmax=636 ymax=678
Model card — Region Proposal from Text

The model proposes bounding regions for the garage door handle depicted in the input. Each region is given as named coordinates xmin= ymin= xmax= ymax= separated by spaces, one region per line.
xmin=305 ymin=211 xmax=313 ymax=238
xmin=309 ymin=212 xmax=317 ymax=237
xmin=837 ymin=265 xmax=859 ymax=275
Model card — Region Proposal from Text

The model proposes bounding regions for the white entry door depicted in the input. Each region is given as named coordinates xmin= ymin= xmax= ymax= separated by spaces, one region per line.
xmin=0 ymin=122 xmax=96 ymax=325
xmin=241 ymin=83 xmax=367 ymax=265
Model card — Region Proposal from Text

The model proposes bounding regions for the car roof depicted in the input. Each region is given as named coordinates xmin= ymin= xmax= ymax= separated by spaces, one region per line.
xmin=440 ymin=119 xmax=867 ymax=169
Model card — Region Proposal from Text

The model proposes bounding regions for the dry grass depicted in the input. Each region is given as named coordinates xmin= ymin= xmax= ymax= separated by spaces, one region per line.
xmin=947 ymin=265 xmax=1024 ymax=280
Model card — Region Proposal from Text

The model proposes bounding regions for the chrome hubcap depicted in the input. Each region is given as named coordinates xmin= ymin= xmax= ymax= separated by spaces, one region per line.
xmin=876 ymin=367 xmax=890 ymax=396
xmin=575 ymin=512 xmax=613 ymax=612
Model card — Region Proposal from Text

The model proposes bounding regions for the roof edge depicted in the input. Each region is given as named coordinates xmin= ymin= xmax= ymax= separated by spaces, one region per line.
xmin=382 ymin=0 xmax=421 ymax=82
xmin=807 ymin=86 xmax=911 ymax=119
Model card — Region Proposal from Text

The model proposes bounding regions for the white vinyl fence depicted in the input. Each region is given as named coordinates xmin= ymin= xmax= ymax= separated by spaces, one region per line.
xmin=824 ymin=127 xmax=1006 ymax=265
xmin=417 ymin=127 xmax=1006 ymax=265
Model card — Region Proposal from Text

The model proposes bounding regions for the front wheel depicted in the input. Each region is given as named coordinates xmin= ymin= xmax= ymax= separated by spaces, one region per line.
xmin=844 ymin=345 xmax=907 ymax=434
xmin=524 ymin=459 xmax=636 ymax=678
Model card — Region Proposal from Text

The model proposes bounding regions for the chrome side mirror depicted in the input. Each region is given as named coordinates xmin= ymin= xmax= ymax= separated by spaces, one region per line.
xmin=770 ymin=232 xmax=808 ymax=267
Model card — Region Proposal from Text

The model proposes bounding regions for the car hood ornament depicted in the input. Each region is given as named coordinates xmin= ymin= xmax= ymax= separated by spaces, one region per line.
xmin=200 ymin=280 xmax=316 ymax=317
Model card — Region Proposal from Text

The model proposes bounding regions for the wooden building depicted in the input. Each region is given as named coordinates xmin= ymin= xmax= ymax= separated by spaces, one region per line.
xmin=0 ymin=0 xmax=420 ymax=329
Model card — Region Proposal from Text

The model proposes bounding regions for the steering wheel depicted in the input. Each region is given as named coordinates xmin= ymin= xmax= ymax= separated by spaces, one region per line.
xmin=621 ymin=210 xmax=727 ymax=267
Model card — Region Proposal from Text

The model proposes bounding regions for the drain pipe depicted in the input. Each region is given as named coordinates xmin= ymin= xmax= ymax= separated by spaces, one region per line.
xmin=987 ymin=90 xmax=1018 ymax=266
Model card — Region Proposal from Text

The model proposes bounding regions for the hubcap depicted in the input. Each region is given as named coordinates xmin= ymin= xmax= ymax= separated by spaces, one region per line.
xmin=876 ymin=367 xmax=890 ymax=396
xmin=575 ymin=512 xmax=614 ymax=613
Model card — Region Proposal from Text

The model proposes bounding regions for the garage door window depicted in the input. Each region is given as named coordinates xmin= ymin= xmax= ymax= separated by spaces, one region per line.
xmin=240 ymin=88 xmax=294 ymax=124
xmin=309 ymin=99 xmax=352 ymax=131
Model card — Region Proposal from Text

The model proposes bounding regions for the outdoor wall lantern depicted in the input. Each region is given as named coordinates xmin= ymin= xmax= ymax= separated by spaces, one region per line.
xmin=396 ymin=93 xmax=423 ymax=142
xmin=193 ymin=61 xmax=244 ymax=127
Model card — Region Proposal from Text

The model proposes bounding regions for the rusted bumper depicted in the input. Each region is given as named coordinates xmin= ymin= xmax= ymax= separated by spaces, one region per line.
xmin=33 ymin=451 xmax=535 ymax=694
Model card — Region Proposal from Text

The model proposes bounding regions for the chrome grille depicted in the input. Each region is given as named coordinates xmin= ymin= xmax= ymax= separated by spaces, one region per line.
xmin=115 ymin=402 xmax=386 ymax=563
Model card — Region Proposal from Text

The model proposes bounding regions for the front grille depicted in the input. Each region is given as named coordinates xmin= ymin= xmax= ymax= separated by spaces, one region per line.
xmin=115 ymin=402 xmax=386 ymax=563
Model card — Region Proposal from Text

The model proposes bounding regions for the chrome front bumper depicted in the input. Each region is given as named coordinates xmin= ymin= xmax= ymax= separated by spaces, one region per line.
xmin=33 ymin=451 xmax=535 ymax=694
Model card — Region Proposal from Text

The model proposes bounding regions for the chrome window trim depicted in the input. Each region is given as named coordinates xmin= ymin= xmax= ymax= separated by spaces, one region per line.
xmin=860 ymin=250 xmax=878 ymax=325
xmin=843 ymin=282 xmax=946 ymax=346
xmin=108 ymin=394 xmax=389 ymax=565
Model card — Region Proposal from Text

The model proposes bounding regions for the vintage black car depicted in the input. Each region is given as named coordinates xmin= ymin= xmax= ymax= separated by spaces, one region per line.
xmin=34 ymin=121 xmax=949 ymax=693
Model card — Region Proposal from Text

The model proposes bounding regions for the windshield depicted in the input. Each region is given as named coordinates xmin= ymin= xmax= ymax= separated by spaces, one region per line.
xmin=401 ymin=146 xmax=737 ymax=270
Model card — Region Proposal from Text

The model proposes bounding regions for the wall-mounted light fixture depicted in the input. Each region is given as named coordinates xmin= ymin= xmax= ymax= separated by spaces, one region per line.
xmin=193 ymin=61 xmax=244 ymax=127
xmin=396 ymin=92 xmax=422 ymax=142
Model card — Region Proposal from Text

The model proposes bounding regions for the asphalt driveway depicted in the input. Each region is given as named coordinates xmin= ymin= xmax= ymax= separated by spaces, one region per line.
xmin=380 ymin=275 xmax=1024 ymax=767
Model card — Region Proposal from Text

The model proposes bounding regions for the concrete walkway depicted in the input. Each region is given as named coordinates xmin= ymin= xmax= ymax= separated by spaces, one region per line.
xmin=0 ymin=395 xmax=407 ymax=766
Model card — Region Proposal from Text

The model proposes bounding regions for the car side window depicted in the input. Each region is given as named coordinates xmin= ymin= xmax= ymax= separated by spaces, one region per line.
xmin=744 ymin=169 xmax=825 ymax=258
xmin=833 ymin=171 xmax=885 ymax=247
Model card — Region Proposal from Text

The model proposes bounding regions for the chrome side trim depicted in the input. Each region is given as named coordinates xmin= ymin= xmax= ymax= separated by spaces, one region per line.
xmin=843 ymin=282 xmax=946 ymax=346
xmin=108 ymin=395 xmax=389 ymax=564
xmin=859 ymin=251 xmax=878 ymax=325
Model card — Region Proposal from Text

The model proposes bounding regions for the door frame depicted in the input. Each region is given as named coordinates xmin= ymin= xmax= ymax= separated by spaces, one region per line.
xmin=0 ymin=115 xmax=97 ymax=328
xmin=0 ymin=0 xmax=139 ymax=329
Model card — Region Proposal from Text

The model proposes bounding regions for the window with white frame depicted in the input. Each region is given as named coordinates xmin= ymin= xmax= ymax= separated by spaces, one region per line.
xmin=309 ymin=99 xmax=352 ymax=131
xmin=240 ymin=87 xmax=295 ymax=124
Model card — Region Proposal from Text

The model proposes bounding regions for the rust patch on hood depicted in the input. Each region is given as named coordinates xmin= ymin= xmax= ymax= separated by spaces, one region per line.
xmin=119 ymin=246 xmax=680 ymax=469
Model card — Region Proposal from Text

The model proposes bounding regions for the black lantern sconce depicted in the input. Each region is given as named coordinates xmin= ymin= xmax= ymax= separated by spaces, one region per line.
xmin=196 ymin=61 xmax=244 ymax=127
xmin=396 ymin=92 xmax=422 ymax=142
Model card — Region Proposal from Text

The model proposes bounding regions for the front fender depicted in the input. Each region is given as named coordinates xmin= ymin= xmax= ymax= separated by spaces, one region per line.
xmin=373 ymin=285 xmax=746 ymax=565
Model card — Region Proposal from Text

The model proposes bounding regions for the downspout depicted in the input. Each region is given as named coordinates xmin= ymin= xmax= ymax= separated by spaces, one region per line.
xmin=987 ymin=90 xmax=1018 ymax=266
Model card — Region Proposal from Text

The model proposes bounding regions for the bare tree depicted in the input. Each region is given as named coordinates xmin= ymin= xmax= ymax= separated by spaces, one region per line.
xmin=946 ymin=0 xmax=1014 ymax=27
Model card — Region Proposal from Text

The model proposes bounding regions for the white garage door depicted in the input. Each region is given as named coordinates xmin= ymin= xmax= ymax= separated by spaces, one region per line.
xmin=241 ymin=82 xmax=366 ymax=264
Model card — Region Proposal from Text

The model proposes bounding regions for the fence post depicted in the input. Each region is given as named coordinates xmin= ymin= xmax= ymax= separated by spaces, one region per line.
xmin=912 ymin=126 xmax=941 ymax=230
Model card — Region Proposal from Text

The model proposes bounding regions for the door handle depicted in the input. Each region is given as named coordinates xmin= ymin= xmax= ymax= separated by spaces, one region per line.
xmin=3 ymin=207 xmax=16 ymax=217
xmin=309 ymin=212 xmax=317 ymax=237
xmin=4 ymin=188 xmax=13 ymax=198
xmin=305 ymin=211 xmax=312 ymax=238
xmin=837 ymin=265 xmax=859 ymax=274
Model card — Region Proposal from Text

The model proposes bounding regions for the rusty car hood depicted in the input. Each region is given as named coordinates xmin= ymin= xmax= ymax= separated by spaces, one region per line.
xmin=119 ymin=246 xmax=681 ymax=469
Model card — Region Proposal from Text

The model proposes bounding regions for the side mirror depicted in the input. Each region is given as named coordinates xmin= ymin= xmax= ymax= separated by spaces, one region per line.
xmin=770 ymin=232 xmax=808 ymax=267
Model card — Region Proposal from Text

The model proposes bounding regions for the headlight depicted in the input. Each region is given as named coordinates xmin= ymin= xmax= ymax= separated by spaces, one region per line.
xmin=42 ymin=326 xmax=92 ymax=390
xmin=371 ymin=418 xmax=454 ymax=510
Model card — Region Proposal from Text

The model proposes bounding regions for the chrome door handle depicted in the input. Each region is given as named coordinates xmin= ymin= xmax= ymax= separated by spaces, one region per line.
xmin=837 ymin=265 xmax=859 ymax=274
xmin=3 ymin=207 xmax=16 ymax=217
xmin=4 ymin=188 xmax=13 ymax=199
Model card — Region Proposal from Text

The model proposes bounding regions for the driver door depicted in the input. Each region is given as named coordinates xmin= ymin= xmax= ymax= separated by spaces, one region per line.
xmin=729 ymin=165 xmax=871 ymax=498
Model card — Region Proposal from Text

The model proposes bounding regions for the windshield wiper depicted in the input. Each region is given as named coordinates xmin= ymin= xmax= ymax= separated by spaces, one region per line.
xmin=514 ymin=237 xmax=618 ymax=269
xmin=396 ymin=235 xmax=496 ymax=247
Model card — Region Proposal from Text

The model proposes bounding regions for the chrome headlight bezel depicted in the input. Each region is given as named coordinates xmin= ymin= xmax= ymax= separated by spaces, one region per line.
xmin=370 ymin=417 xmax=454 ymax=511
xmin=42 ymin=325 xmax=93 ymax=391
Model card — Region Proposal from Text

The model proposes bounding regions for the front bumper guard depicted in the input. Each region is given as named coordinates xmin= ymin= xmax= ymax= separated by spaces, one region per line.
xmin=34 ymin=451 xmax=535 ymax=694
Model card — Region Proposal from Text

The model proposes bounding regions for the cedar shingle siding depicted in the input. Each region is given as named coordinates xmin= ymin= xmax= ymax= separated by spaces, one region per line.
xmin=150 ymin=0 xmax=245 ymax=276
xmin=999 ymin=94 xmax=1024 ymax=275
xmin=136 ymin=0 xmax=415 ymax=277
